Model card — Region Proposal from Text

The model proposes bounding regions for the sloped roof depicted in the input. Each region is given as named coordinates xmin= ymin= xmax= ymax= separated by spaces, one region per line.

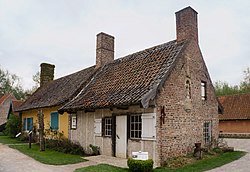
xmin=12 ymin=100 xmax=24 ymax=112
xmin=0 ymin=95 xmax=9 ymax=104
xmin=60 ymin=40 xmax=187 ymax=112
xmin=17 ymin=66 xmax=97 ymax=111
xmin=219 ymin=93 xmax=250 ymax=120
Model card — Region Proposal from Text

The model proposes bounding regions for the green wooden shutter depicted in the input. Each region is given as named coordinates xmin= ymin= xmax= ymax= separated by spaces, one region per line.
xmin=23 ymin=118 xmax=27 ymax=130
xmin=51 ymin=112 xmax=59 ymax=130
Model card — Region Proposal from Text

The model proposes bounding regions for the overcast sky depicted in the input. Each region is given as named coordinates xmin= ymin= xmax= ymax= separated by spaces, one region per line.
xmin=0 ymin=0 xmax=249 ymax=90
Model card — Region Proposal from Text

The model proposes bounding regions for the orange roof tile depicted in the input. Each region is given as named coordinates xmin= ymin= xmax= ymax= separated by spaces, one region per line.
xmin=219 ymin=93 xmax=250 ymax=120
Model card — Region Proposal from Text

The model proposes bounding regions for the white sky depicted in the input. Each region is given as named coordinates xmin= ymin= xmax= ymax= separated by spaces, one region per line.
xmin=0 ymin=0 xmax=249 ymax=90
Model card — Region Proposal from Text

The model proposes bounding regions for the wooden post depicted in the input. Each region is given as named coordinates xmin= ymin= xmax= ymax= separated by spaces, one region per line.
xmin=29 ymin=131 xmax=32 ymax=149
xmin=38 ymin=110 xmax=45 ymax=151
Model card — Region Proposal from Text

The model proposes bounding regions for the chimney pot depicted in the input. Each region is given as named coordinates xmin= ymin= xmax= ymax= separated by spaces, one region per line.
xmin=40 ymin=63 xmax=55 ymax=87
xmin=96 ymin=32 xmax=114 ymax=68
xmin=176 ymin=6 xmax=198 ymax=43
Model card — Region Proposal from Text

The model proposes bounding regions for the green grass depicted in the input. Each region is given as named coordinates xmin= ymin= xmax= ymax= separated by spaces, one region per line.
xmin=0 ymin=135 xmax=24 ymax=144
xmin=154 ymin=151 xmax=246 ymax=172
xmin=9 ymin=144 xmax=87 ymax=165
xmin=75 ymin=164 xmax=128 ymax=172
xmin=75 ymin=151 xmax=246 ymax=172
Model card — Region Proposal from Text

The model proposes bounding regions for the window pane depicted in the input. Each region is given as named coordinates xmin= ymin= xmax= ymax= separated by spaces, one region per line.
xmin=130 ymin=114 xmax=142 ymax=139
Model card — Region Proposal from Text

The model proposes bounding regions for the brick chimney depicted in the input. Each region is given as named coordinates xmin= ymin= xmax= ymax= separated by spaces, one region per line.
xmin=96 ymin=32 xmax=114 ymax=68
xmin=176 ymin=6 xmax=198 ymax=43
xmin=40 ymin=63 xmax=55 ymax=87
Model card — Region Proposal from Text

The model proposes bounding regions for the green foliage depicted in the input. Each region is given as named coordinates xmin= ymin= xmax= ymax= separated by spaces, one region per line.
xmin=45 ymin=139 xmax=85 ymax=156
xmin=89 ymin=144 xmax=100 ymax=155
xmin=0 ymin=135 xmax=24 ymax=144
xmin=0 ymin=67 xmax=27 ymax=100
xmin=127 ymin=158 xmax=154 ymax=172
xmin=4 ymin=114 xmax=21 ymax=137
xmin=214 ymin=67 xmax=250 ymax=96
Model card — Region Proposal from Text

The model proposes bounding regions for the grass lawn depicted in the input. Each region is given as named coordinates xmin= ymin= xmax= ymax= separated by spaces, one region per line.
xmin=75 ymin=151 xmax=246 ymax=172
xmin=0 ymin=135 xmax=24 ymax=144
xmin=9 ymin=144 xmax=87 ymax=165
xmin=75 ymin=164 xmax=128 ymax=172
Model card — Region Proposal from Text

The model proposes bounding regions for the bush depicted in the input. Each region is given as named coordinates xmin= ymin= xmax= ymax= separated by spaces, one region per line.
xmin=45 ymin=139 xmax=85 ymax=156
xmin=127 ymin=158 xmax=154 ymax=172
xmin=4 ymin=114 xmax=21 ymax=137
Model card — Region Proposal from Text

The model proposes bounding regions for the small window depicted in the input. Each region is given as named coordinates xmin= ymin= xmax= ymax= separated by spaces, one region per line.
xmin=201 ymin=81 xmax=206 ymax=100
xmin=203 ymin=121 xmax=212 ymax=144
xmin=186 ymin=80 xmax=191 ymax=99
xmin=23 ymin=117 xmax=33 ymax=131
xmin=104 ymin=118 xmax=112 ymax=136
xmin=71 ymin=114 xmax=77 ymax=129
xmin=130 ymin=114 xmax=142 ymax=139
xmin=50 ymin=112 xmax=59 ymax=130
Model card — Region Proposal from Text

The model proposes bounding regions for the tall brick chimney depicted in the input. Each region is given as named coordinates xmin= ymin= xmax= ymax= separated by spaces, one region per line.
xmin=96 ymin=32 xmax=114 ymax=68
xmin=40 ymin=63 xmax=55 ymax=87
xmin=176 ymin=6 xmax=198 ymax=43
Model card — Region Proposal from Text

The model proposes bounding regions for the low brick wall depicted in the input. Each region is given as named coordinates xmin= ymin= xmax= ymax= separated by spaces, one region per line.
xmin=219 ymin=132 xmax=250 ymax=139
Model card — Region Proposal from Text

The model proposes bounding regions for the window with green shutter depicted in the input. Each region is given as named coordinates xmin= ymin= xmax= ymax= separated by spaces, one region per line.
xmin=50 ymin=112 xmax=59 ymax=130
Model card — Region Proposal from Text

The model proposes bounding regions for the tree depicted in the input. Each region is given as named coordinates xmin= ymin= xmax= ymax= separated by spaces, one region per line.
xmin=214 ymin=67 xmax=250 ymax=96
xmin=4 ymin=114 xmax=21 ymax=137
xmin=240 ymin=67 xmax=250 ymax=92
xmin=0 ymin=67 xmax=26 ymax=100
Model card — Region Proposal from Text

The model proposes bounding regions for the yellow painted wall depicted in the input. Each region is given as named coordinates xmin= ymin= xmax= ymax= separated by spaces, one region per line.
xmin=21 ymin=106 xmax=69 ymax=138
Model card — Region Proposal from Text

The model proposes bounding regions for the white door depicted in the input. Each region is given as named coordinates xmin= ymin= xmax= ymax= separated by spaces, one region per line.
xmin=115 ymin=115 xmax=127 ymax=158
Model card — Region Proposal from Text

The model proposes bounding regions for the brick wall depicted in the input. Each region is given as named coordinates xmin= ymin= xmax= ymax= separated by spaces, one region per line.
xmin=96 ymin=32 xmax=114 ymax=68
xmin=155 ymin=40 xmax=219 ymax=165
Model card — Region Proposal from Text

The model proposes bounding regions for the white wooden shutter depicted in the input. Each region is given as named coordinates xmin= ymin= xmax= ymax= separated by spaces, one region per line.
xmin=142 ymin=113 xmax=156 ymax=140
xmin=94 ymin=119 xmax=102 ymax=136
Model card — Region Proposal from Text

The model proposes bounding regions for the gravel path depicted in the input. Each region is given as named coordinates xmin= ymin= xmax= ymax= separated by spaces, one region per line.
xmin=207 ymin=138 xmax=250 ymax=172
xmin=0 ymin=143 xmax=127 ymax=172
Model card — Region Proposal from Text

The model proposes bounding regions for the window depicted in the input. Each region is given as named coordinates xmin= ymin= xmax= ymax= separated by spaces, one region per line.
xmin=104 ymin=118 xmax=112 ymax=136
xmin=186 ymin=80 xmax=191 ymax=99
xmin=203 ymin=121 xmax=212 ymax=144
xmin=201 ymin=81 xmax=206 ymax=100
xmin=23 ymin=117 xmax=33 ymax=131
xmin=50 ymin=112 xmax=59 ymax=130
xmin=71 ymin=114 xmax=77 ymax=129
xmin=130 ymin=114 xmax=142 ymax=139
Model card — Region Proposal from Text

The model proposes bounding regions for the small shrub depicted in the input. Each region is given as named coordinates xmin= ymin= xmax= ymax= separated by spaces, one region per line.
xmin=45 ymin=139 xmax=85 ymax=156
xmin=127 ymin=158 xmax=153 ymax=172
xmin=89 ymin=144 xmax=100 ymax=155
xmin=164 ymin=155 xmax=195 ymax=168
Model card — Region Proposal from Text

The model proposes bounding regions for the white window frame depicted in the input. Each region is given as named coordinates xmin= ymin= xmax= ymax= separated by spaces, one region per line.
xmin=142 ymin=113 xmax=156 ymax=140
xmin=201 ymin=81 xmax=206 ymax=100
xmin=130 ymin=114 xmax=142 ymax=139
xmin=203 ymin=121 xmax=212 ymax=144
xmin=104 ymin=117 xmax=112 ymax=137
xmin=71 ymin=114 xmax=77 ymax=129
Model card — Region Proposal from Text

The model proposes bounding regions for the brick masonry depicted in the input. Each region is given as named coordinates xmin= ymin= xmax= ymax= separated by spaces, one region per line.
xmin=155 ymin=40 xmax=219 ymax=165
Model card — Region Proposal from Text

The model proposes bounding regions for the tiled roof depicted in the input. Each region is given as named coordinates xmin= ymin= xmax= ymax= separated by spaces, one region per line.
xmin=0 ymin=95 xmax=9 ymax=104
xmin=12 ymin=100 xmax=24 ymax=112
xmin=17 ymin=66 xmax=97 ymax=111
xmin=61 ymin=40 xmax=187 ymax=112
xmin=219 ymin=93 xmax=250 ymax=120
